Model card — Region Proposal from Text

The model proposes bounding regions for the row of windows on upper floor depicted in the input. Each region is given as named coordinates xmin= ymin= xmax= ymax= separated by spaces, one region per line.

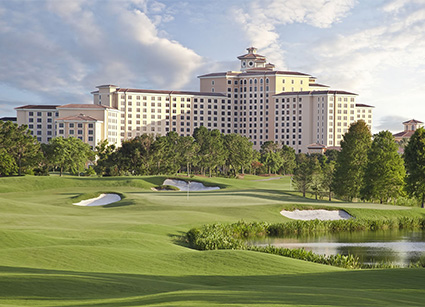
xmin=225 ymin=86 xmax=270 ymax=92
xmin=226 ymin=86 xmax=312 ymax=93
xmin=27 ymin=111 xmax=59 ymax=117
xmin=124 ymin=121 xmax=269 ymax=131
xmin=57 ymin=129 xmax=94 ymax=135
xmin=29 ymin=118 xmax=53 ymax=123
xmin=117 ymin=95 xmax=226 ymax=103
xmin=57 ymin=123 xmax=95 ymax=128
xmin=123 ymin=114 xmax=272 ymax=127
xmin=122 ymin=99 xmax=271 ymax=110
xmin=212 ymin=78 xmax=306 ymax=86
xmin=120 ymin=104 xmax=271 ymax=115
xmin=275 ymin=97 xmax=356 ymax=103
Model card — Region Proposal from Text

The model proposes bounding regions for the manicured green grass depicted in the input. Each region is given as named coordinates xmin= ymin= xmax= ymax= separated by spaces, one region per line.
xmin=0 ymin=175 xmax=425 ymax=306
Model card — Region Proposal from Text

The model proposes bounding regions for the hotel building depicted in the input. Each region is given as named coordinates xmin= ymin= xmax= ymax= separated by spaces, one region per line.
xmin=15 ymin=47 xmax=373 ymax=153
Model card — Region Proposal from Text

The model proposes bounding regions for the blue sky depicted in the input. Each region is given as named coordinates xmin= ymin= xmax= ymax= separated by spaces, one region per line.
xmin=1 ymin=0 xmax=424 ymax=133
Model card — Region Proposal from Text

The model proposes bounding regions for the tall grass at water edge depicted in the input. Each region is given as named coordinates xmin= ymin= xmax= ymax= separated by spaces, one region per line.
xmin=186 ymin=218 xmax=425 ymax=269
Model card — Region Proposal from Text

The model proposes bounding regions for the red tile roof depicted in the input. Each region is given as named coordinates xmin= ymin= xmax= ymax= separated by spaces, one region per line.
xmin=96 ymin=84 xmax=119 ymax=88
xmin=116 ymin=88 xmax=226 ymax=97
xmin=198 ymin=70 xmax=311 ymax=78
xmin=393 ymin=131 xmax=415 ymax=138
xmin=15 ymin=105 xmax=59 ymax=110
xmin=356 ymin=103 xmax=374 ymax=108
xmin=56 ymin=114 xmax=100 ymax=121
xmin=309 ymin=83 xmax=329 ymax=87
xmin=58 ymin=104 xmax=114 ymax=109
xmin=403 ymin=119 xmax=423 ymax=124
xmin=274 ymin=90 xmax=358 ymax=96
xmin=237 ymin=53 xmax=266 ymax=60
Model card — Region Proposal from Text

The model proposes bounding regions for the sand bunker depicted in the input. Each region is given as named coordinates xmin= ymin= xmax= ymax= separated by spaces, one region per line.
xmin=280 ymin=209 xmax=352 ymax=220
xmin=163 ymin=179 xmax=220 ymax=191
xmin=73 ymin=194 xmax=121 ymax=207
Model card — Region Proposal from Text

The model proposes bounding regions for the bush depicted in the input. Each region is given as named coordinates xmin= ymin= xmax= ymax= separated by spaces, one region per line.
xmin=85 ymin=166 xmax=96 ymax=176
xmin=33 ymin=167 xmax=49 ymax=176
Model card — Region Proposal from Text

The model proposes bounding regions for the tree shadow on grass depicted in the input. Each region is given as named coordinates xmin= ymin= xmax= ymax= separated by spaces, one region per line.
xmin=168 ymin=231 xmax=190 ymax=248
xmin=102 ymin=200 xmax=134 ymax=208
xmin=0 ymin=265 xmax=424 ymax=306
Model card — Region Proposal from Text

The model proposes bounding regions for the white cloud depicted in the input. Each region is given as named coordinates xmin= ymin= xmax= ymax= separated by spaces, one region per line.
xmin=0 ymin=0 xmax=205 ymax=109
xmin=232 ymin=0 xmax=357 ymax=68
xmin=303 ymin=1 xmax=425 ymax=131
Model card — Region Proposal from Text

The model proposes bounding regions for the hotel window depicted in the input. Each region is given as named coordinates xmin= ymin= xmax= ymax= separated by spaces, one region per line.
xmin=77 ymin=130 xmax=83 ymax=135
xmin=69 ymin=130 xmax=74 ymax=135
xmin=37 ymin=124 xmax=42 ymax=129
xmin=29 ymin=112 xmax=34 ymax=116
xmin=37 ymin=118 xmax=42 ymax=123
xmin=88 ymin=130 xmax=93 ymax=135
xmin=37 ymin=112 xmax=42 ymax=116
xmin=211 ymin=80 xmax=215 ymax=85
xmin=69 ymin=123 xmax=74 ymax=128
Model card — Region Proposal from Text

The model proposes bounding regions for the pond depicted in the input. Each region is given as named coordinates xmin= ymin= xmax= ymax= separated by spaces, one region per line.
xmin=252 ymin=230 xmax=425 ymax=266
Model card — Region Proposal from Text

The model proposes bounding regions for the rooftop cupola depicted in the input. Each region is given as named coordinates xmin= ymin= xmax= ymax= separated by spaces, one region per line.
xmin=237 ymin=47 xmax=271 ymax=71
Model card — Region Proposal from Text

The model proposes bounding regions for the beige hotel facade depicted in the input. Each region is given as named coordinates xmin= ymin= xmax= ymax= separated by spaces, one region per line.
xmin=15 ymin=47 xmax=373 ymax=153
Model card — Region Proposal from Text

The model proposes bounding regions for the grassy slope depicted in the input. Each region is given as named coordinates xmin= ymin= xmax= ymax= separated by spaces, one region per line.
xmin=0 ymin=175 xmax=424 ymax=306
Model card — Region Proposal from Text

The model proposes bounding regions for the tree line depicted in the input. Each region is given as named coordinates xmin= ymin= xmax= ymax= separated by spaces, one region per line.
xmin=94 ymin=126 xmax=296 ymax=177
xmin=292 ymin=120 xmax=425 ymax=208
xmin=0 ymin=122 xmax=296 ymax=178
xmin=2 ymin=119 xmax=425 ymax=207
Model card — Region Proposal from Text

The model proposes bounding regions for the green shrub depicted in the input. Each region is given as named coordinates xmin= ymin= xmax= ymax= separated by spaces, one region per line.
xmin=85 ymin=166 xmax=96 ymax=176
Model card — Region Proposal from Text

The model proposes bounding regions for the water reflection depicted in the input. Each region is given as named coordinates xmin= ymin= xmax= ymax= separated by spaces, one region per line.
xmin=252 ymin=230 xmax=425 ymax=266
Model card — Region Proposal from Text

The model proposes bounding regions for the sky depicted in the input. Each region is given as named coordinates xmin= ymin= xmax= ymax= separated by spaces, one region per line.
xmin=1 ymin=0 xmax=425 ymax=133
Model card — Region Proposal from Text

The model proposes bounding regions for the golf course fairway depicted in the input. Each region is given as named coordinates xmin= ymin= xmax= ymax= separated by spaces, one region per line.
xmin=0 ymin=175 xmax=424 ymax=306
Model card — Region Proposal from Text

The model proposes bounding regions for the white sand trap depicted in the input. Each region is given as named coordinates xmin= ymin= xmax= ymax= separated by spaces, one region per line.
xmin=163 ymin=179 xmax=220 ymax=191
xmin=73 ymin=194 xmax=121 ymax=207
xmin=280 ymin=209 xmax=352 ymax=220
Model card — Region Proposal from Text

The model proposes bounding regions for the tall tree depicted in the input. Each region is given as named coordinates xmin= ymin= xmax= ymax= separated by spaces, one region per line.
xmin=0 ymin=121 xmax=41 ymax=175
xmin=321 ymin=161 xmax=336 ymax=201
xmin=0 ymin=148 xmax=17 ymax=176
xmin=404 ymin=127 xmax=425 ymax=208
xmin=333 ymin=120 xmax=372 ymax=201
xmin=293 ymin=154 xmax=320 ymax=198
xmin=362 ymin=131 xmax=405 ymax=204
xmin=116 ymin=134 xmax=155 ymax=175
xmin=279 ymin=145 xmax=296 ymax=175
xmin=47 ymin=137 xmax=93 ymax=176
xmin=260 ymin=141 xmax=283 ymax=174
xmin=176 ymin=135 xmax=199 ymax=176
xmin=94 ymin=140 xmax=116 ymax=176
xmin=194 ymin=127 xmax=225 ymax=176
xmin=223 ymin=133 xmax=254 ymax=176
